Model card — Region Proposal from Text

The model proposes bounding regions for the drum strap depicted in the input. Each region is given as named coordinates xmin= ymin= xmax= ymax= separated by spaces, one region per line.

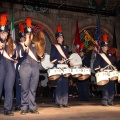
xmin=99 ymin=53 xmax=115 ymax=69
xmin=54 ymin=44 xmax=67 ymax=59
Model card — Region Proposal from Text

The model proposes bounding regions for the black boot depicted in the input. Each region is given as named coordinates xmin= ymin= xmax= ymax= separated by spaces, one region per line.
xmin=4 ymin=111 xmax=14 ymax=116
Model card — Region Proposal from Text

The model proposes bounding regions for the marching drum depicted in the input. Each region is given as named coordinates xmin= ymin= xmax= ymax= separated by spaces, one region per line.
xmin=109 ymin=70 xmax=118 ymax=81
xmin=95 ymin=71 xmax=109 ymax=85
xmin=41 ymin=53 xmax=54 ymax=70
xmin=71 ymin=67 xmax=82 ymax=78
xmin=69 ymin=53 xmax=82 ymax=78
xmin=47 ymin=67 xmax=62 ymax=80
xmin=62 ymin=67 xmax=71 ymax=77
xmin=57 ymin=64 xmax=71 ymax=77
xmin=118 ymin=72 xmax=120 ymax=83
xmin=78 ymin=68 xmax=91 ymax=80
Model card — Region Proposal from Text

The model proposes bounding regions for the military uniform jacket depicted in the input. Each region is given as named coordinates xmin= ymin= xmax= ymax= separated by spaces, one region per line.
xmin=93 ymin=52 xmax=116 ymax=71
xmin=0 ymin=44 xmax=17 ymax=69
xmin=50 ymin=43 xmax=69 ymax=67
xmin=17 ymin=43 xmax=39 ymax=67
xmin=82 ymin=56 xmax=90 ymax=68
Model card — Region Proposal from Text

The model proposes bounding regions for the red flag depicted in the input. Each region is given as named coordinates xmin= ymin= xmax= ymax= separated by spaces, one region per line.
xmin=111 ymin=24 xmax=118 ymax=61
xmin=74 ymin=18 xmax=80 ymax=53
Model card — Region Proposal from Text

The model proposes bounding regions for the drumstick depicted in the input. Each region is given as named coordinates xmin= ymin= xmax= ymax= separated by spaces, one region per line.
xmin=63 ymin=58 xmax=69 ymax=62
xmin=103 ymin=65 xmax=111 ymax=71
xmin=51 ymin=57 xmax=73 ymax=64
xmin=63 ymin=57 xmax=74 ymax=63
xmin=51 ymin=59 xmax=57 ymax=63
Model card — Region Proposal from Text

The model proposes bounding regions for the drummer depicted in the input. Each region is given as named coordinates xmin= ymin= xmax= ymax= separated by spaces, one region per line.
xmin=50 ymin=25 xmax=73 ymax=108
xmin=93 ymin=34 xmax=117 ymax=106
xmin=77 ymin=42 xmax=90 ymax=101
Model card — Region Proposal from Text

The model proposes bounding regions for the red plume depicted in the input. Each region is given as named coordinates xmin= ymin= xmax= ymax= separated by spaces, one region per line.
xmin=102 ymin=34 xmax=108 ymax=42
xmin=25 ymin=18 xmax=32 ymax=27
xmin=80 ymin=42 xmax=84 ymax=49
xmin=19 ymin=23 xmax=24 ymax=33
xmin=110 ymin=47 xmax=115 ymax=54
xmin=56 ymin=25 xmax=62 ymax=32
xmin=0 ymin=14 xmax=8 ymax=26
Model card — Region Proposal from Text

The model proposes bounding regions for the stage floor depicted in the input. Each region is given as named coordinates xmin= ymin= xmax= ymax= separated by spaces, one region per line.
xmin=0 ymin=97 xmax=120 ymax=120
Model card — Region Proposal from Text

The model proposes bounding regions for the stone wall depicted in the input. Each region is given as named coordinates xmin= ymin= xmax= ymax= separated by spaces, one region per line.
xmin=1 ymin=2 xmax=120 ymax=58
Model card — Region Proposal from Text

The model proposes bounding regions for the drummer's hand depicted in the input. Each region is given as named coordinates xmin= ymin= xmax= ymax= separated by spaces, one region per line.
xmin=100 ymin=68 xmax=104 ymax=72
xmin=69 ymin=62 xmax=74 ymax=67
xmin=13 ymin=43 xmax=16 ymax=50
xmin=114 ymin=67 xmax=117 ymax=71
xmin=14 ymin=59 xmax=18 ymax=63
xmin=58 ymin=60 xmax=64 ymax=64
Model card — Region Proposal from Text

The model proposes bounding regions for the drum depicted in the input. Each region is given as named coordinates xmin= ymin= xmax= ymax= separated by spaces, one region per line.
xmin=63 ymin=67 xmax=71 ymax=77
xmin=57 ymin=64 xmax=71 ymax=77
xmin=95 ymin=71 xmax=109 ymax=85
xmin=69 ymin=53 xmax=82 ymax=66
xmin=47 ymin=67 xmax=62 ymax=80
xmin=109 ymin=70 xmax=118 ymax=81
xmin=71 ymin=67 xmax=82 ymax=78
xmin=78 ymin=68 xmax=91 ymax=80
xmin=118 ymin=72 xmax=120 ymax=83
xmin=41 ymin=53 xmax=54 ymax=70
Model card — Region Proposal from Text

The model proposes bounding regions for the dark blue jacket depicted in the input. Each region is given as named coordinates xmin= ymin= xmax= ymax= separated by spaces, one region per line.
xmin=4 ymin=44 xmax=17 ymax=70
xmin=82 ymin=56 xmax=90 ymax=67
xmin=50 ymin=43 xmax=69 ymax=67
xmin=93 ymin=52 xmax=116 ymax=71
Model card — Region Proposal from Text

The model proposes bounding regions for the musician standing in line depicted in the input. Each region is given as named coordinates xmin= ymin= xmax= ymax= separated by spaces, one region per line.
xmin=93 ymin=34 xmax=116 ymax=106
xmin=50 ymin=26 xmax=73 ymax=108
xmin=0 ymin=14 xmax=17 ymax=116
xmin=77 ymin=43 xmax=90 ymax=101
xmin=15 ymin=23 xmax=25 ymax=111
xmin=18 ymin=18 xmax=40 ymax=115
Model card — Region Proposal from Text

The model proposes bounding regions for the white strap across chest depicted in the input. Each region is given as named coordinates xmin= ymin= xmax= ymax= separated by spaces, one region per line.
xmin=99 ymin=53 xmax=115 ymax=69
xmin=3 ymin=50 xmax=14 ymax=61
xmin=54 ymin=44 xmax=67 ymax=59
xmin=28 ymin=48 xmax=38 ymax=62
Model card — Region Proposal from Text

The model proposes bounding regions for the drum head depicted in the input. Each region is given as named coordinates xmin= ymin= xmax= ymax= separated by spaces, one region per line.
xmin=41 ymin=54 xmax=53 ymax=69
xmin=72 ymin=74 xmax=82 ymax=78
xmin=78 ymin=75 xmax=90 ymax=80
xmin=69 ymin=53 xmax=82 ymax=66
xmin=49 ymin=75 xmax=60 ymax=80
xmin=110 ymin=76 xmax=118 ymax=81
xmin=97 ymin=80 xmax=108 ymax=86
xmin=64 ymin=73 xmax=71 ymax=78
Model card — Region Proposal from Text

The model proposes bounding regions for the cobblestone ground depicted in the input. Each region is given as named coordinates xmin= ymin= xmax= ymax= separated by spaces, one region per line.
xmin=0 ymin=97 xmax=120 ymax=120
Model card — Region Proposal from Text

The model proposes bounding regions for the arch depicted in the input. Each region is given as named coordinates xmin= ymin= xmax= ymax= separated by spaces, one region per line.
xmin=72 ymin=17 xmax=114 ymax=52
xmin=8 ymin=11 xmax=56 ymax=43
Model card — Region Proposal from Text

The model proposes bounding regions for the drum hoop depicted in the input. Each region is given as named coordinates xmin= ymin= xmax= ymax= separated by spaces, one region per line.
xmin=69 ymin=53 xmax=82 ymax=66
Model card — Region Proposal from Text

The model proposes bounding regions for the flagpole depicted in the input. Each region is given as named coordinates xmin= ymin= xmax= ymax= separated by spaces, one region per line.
xmin=10 ymin=8 xmax=15 ymax=41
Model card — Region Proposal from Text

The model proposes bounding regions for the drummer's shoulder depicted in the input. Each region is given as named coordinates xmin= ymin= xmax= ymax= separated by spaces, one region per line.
xmin=94 ymin=53 xmax=101 ymax=59
xmin=51 ymin=44 xmax=57 ymax=48
xmin=52 ymin=43 xmax=59 ymax=47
